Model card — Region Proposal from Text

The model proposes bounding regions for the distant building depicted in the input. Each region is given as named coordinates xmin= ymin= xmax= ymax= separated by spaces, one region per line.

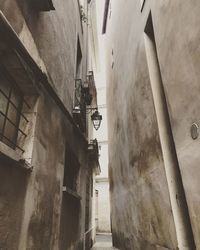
xmin=0 ymin=0 xmax=100 ymax=249
xmin=104 ymin=0 xmax=199 ymax=250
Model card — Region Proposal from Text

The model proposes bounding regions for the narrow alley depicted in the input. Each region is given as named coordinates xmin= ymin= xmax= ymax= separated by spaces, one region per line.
xmin=0 ymin=0 xmax=200 ymax=250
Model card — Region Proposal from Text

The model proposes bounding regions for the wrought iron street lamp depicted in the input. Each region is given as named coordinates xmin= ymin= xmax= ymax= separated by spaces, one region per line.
xmin=91 ymin=110 xmax=102 ymax=130
xmin=73 ymin=75 xmax=102 ymax=131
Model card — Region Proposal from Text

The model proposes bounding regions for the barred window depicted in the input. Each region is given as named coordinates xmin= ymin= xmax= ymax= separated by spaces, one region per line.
xmin=0 ymin=69 xmax=29 ymax=153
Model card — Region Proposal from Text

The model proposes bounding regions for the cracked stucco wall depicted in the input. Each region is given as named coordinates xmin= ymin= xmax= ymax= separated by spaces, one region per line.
xmin=0 ymin=0 xmax=91 ymax=249
xmin=106 ymin=0 xmax=200 ymax=249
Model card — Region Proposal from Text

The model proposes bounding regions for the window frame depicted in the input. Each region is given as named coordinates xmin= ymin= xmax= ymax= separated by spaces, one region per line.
xmin=0 ymin=67 xmax=29 ymax=153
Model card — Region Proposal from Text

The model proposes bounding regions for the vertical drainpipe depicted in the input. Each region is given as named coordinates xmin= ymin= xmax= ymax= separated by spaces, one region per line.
xmin=144 ymin=14 xmax=195 ymax=250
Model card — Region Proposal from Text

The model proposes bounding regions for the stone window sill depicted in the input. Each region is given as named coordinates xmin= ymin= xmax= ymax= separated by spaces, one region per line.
xmin=0 ymin=141 xmax=32 ymax=172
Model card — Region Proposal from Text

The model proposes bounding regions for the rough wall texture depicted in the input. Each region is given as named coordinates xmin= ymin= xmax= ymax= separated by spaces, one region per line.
xmin=106 ymin=0 xmax=200 ymax=249
xmin=0 ymin=0 xmax=94 ymax=249
xmin=19 ymin=93 xmax=66 ymax=250
xmin=0 ymin=162 xmax=28 ymax=250
xmin=0 ymin=0 xmax=83 ymax=112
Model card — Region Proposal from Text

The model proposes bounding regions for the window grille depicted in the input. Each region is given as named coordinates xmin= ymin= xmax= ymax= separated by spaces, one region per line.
xmin=0 ymin=69 xmax=29 ymax=153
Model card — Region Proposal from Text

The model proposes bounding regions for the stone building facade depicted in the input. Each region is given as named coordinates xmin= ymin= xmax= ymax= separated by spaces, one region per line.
xmin=0 ymin=0 xmax=100 ymax=249
xmin=105 ymin=0 xmax=200 ymax=249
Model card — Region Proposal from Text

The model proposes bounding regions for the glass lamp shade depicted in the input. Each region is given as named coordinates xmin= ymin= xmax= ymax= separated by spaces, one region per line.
xmin=91 ymin=110 xmax=102 ymax=130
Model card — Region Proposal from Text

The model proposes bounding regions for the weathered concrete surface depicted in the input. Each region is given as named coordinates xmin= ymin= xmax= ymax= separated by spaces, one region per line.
xmin=151 ymin=2 xmax=200 ymax=248
xmin=0 ymin=162 xmax=28 ymax=250
xmin=0 ymin=0 xmax=96 ymax=249
xmin=19 ymin=93 xmax=66 ymax=250
xmin=0 ymin=0 xmax=84 ymax=112
xmin=105 ymin=0 xmax=200 ymax=249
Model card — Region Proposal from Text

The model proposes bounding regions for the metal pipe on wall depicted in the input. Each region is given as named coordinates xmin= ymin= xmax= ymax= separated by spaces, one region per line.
xmin=144 ymin=13 xmax=195 ymax=250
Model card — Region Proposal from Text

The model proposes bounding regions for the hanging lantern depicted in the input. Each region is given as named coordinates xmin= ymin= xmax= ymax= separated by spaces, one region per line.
xmin=91 ymin=110 xmax=102 ymax=130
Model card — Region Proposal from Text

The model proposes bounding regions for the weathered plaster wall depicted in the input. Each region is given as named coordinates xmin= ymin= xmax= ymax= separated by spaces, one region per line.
xmin=0 ymin=0 xmax=93 ymax=249
xmin=150 ymin=2 xmax=200 ymax=247
xmin=0 ymin=161 xmax=28 ymax=250
xmin=0 ymin=0 xmax=85 ymax=112
xmin=105 ymin=0 xmax=198 ymax=249
xmin=18 ymin=93 xmax=65 ymax=250
xmin=0 ymin=92 xmax=66 ymax=250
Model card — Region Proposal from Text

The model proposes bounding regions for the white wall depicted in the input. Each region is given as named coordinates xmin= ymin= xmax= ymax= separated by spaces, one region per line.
xmin=96 ymin=181 xmax=111 ymax=233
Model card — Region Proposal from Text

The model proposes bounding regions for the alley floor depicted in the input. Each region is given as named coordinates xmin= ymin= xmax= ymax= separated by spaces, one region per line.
xmin=91 ymin=234 xmax=118 ymax=250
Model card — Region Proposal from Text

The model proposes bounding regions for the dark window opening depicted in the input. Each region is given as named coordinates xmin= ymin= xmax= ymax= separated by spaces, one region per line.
xmin=85 ymin=169 xmax=92 ymax=231
xmin=34 ymin=0 xmax=55 ymax=11
xmin=60 ymin=146 xmax=81 ymax=249
xmin=144 ymin=12 xmax=155 ymax=42
xmin=63 ymin=147 xmax=80 ymax=193
xmin=76 ymin=38 xmax=82 ymax=79
xmin=0 ymin=68 xmax=29 ymax=152
xmin=84 ymin=169 xmax=93 ymax=249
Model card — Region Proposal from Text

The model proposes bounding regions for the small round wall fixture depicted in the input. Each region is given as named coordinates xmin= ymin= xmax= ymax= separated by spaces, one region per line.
xmin=191 ymin=123 xmax=199 ymax=140
xmin=91 ymin=110 xmax=102 ymax=130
